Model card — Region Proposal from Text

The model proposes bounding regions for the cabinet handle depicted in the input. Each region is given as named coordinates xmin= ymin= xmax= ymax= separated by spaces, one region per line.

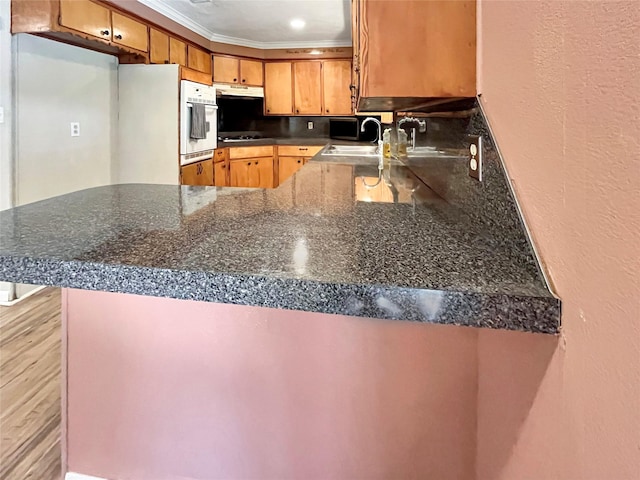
xmin=296 ymin=109 xmax=299 ymax=113
xmin=266 ymin=109 xmax=270 ymax=113
xmin=297 ymin=160 xmax=301 ymax=164
xmin=233 ymin=78 xmax=237 ymax=82
xmin=242 ymin=79 xmax=246 ymax=83
xmin=115 ymin=34 xmax=123 ymax=40
xmin=326 ymin=109 xmax=329 ymax=113
xmin=100 ymin=30 xmax=110 ymax=36
xmin=222 ymin=165 xmax=225 ymax=169
xmin=247 ymin=162 xmax=251 ymax=166
xmin=255 ymin=161 xmax=259 ymax=165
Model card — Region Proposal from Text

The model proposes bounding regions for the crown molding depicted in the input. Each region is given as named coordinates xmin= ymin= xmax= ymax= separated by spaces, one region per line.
xmin=137 ymin=0 xmax=216 ymax=40
xmin=137 ymin=0 xmax=352 ymax=50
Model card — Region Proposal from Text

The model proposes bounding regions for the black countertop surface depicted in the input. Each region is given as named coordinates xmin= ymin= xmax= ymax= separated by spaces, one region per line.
xmin=0 ymin=146 xmax=560 ymax=333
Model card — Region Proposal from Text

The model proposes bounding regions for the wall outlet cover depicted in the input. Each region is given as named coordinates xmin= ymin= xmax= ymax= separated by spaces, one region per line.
xmin=70 ymin=122 xmax=80 ymax=137
xmin=468 ymin=135 xmax=482 ymax=181
xmin=307 ymin=121 xmax=314 ymax=130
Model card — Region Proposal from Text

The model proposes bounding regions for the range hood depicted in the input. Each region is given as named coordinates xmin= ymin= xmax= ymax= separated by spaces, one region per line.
xmin=213 ymin=83 xmax=264 ymax=98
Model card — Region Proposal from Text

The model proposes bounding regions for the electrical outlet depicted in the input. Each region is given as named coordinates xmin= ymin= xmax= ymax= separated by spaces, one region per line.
xmin=468 ymin=135 xmax=482 ymax=181
xmin=70 ymin=122 xmax=80 ymax=137
xmin=0 ymin=107 xmax=4 ymax=124
xmin=307 ymin=121 xmax=314 ymax=130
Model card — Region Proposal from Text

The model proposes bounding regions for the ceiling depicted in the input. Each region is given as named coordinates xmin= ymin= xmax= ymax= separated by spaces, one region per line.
xmin=138 ymin=0 xmax=352 ymax=49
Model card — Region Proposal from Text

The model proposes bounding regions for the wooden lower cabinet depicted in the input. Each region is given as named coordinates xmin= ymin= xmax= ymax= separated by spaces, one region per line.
xmin=230 ymin=158 xmax=274 ymax=188
xmin=181 ymin=160 xmax=213 ymax=186
xmin=214 ymin=161 xmax=229 ymax=187
xmin=278 ymin=156 xmax=305 ymax=184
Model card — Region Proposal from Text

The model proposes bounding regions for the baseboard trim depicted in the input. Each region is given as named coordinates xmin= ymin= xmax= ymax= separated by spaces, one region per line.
xmin=65 ymin=473 xmax=108 ymax=480
xmin=0 ymin=285 xmax=45 ymax=306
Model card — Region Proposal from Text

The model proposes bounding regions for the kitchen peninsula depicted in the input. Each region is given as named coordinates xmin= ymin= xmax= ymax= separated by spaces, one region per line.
xmin=0 ymin=111 xmax=560 ymax=478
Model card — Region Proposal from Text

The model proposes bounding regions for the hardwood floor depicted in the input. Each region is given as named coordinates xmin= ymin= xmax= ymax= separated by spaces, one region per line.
xmin=0 ymin=288 xmax=62 ymax=480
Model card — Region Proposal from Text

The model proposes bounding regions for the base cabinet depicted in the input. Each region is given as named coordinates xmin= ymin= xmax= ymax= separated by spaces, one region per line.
xmin=278 ymin=157 xmax=305 ymax=184
xmin=181 ymin=160 xmax=213 ymax=186
xmin=230 ymin=158 xmax=274 ymax=189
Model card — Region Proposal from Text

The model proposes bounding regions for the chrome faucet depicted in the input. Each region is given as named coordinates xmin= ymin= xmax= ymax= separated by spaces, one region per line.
xmin=361 ymin=117 xmax=384 ymax=169
xmin=397 ymin=116 xmax=427 ymax=150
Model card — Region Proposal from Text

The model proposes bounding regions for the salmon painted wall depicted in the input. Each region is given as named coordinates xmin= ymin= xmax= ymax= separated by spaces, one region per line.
xmin=65 ymin=289 xmax=478 ymax=480
xmin=476 ymin=1 xmax=640 ymax=478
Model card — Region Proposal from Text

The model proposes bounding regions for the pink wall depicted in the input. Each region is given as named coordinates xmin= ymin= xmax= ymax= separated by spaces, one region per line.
xmin=477 ymin=1 xmax=640 ymax=478
xmin=65 ymin=289 xmax=478 ymax=480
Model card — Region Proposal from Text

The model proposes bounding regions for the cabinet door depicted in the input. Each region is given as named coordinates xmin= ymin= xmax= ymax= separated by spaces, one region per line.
xmin=149 ymin=28 xmax=169 ymax=64
xmin=169 ymin=37 xmax=187 ymax=66
xmin=264 ymin=62 xmax=293 ymax=115
xmin=230 ymin=158 xmax=273 ymax=188
xmin=240 ymin=59 xmax=263 ymax=86
xmin=111 ymin=12 xmax=148 ymax=52
xmin=322 ymin=60 xmax=352 ymax=115
xmin=214 ymin=161 xmax=229 ymax=187
xmin=213 ymin=56 xmax=239 ymax=84
xmin=253 ymin=158 xmax=274 ymax=188
xmin=278 ymin=156 xmax=305 ymax=184
xmin=59 ymin=0 xmax=111 ymax=40
xmin=181 ymin=160 xmax=214 ymax=186
xmin=187 ymin=46 xmax=212 ymax=74
xmin=229 ymin=159 xmax=252 ymax=187
xmin=293 ymin=62 xmax=322 ymax=115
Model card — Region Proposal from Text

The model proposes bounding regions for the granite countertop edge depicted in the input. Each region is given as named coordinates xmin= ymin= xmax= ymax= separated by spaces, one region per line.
xmin=0 ymin=256 xmax=560 ymax=334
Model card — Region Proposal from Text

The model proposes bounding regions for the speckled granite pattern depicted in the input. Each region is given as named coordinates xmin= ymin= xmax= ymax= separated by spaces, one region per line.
xmin=0 ymin=155 xmax=559 ymax=333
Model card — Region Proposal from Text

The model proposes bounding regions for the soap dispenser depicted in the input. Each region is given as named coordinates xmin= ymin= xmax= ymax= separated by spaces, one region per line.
xmin=397 ymin=129 xmax=408 ymax=157
xmin=382 ymin=128 xmax=392 ymax=158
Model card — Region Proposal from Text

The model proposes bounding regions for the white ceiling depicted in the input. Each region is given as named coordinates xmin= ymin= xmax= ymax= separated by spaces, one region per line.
xmin=138 ymin=0 xmax=352 ymax=49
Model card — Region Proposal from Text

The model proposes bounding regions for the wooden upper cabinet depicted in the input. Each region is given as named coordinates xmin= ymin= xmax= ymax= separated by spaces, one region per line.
xmin=111 ymin=12 xmax=148 ymax=52
xmin=356 ymin=0 xmax=476 ymax=106
xmin=149 ymin=28 xmax=169 ymax=64
xmin=187 ymin=45 xmax=212 ymax=74
xmin=59 ymin=0 xmax=111 ymax=40
xmin=240 ymin=59 xmax=263 ymax=86
xmin=293 ymin=62 xmax=322 ymax=115
xmin=322 ymin=60 xmax=352 ymax=115
xmin=213 ymin=56 xmax=239 ymax=84
xmin=213 ymin=56 xmax=263 ymax=86
xmin=169 ymin=37 xmax=187 ymax=66
xmin=264 ymin=62 xmax=293 ymax=115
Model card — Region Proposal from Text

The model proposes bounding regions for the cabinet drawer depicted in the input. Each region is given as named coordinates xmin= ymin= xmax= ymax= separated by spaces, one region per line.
xmin=181 ymin=160 xmax=213 ymax=186
xmin=112 ymin=12 xmax=148 ymax=52
xmin=213 ymin=148 xmax=228 ymax=163
xmin=229 ymin=145 xmax=274 ymax=159
xmin=277 ymin=145 xmax=323 ymax=157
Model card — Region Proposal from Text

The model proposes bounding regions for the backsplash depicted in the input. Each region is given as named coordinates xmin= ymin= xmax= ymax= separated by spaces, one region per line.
xmin=399 ymin=101 xmax=548 ymax=290
xmin=217 ymin=96 xmax=333 ymax=138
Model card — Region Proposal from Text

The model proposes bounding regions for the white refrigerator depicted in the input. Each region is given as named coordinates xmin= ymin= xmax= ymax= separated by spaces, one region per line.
xmin=117 ymin=64 xmax=217 ymax=185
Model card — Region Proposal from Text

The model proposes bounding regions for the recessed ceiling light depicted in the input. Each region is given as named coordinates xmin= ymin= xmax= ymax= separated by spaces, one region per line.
xmin=290 ymin=19 xmax=306 ymax=30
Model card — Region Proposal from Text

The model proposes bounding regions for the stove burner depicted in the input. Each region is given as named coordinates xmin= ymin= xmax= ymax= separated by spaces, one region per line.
xmin=219 ymin=134 xmax=263 ymax=142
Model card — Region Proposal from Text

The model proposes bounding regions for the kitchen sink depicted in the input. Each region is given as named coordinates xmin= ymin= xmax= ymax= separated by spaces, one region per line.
xmin=321 ymin=144 xmax=380 ymax=157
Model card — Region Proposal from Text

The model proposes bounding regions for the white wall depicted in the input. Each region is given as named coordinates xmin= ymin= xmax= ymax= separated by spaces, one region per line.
xmin=14 ymin=34 xmax=118 ymax=205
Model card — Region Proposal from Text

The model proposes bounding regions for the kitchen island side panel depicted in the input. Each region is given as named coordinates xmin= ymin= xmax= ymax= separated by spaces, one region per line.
xmin=64 ymin=288 xmax=477 ymax=480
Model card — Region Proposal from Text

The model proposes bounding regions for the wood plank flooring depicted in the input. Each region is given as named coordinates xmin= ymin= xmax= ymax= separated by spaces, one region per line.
xmin=0 ymin=288 xmax=62 ymax=480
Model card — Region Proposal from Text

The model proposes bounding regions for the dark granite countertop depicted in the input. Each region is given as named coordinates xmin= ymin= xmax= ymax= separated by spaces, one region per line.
xmin=0 ymin=147 xmax=560 ymax=333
